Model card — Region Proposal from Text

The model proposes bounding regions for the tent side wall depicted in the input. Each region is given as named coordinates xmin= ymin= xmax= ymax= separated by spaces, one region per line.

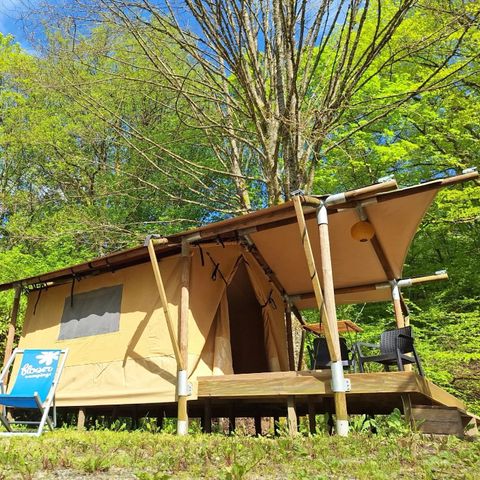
xmin=16 ymin=245 xmax=289 ymax=407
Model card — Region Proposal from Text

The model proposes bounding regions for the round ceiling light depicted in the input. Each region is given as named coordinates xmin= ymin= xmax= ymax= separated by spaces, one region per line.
xmin=351 ymin=221 xmax=375 ymax=242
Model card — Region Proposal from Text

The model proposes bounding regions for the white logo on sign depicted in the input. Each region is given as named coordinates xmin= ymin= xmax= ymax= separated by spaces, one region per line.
xmin=35 ymin=351 xmax=60 ymax=366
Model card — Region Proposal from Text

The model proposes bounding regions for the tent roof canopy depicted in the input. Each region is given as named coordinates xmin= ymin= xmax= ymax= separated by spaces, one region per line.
xmin=0 ymin=171 xmax=477 ymax=308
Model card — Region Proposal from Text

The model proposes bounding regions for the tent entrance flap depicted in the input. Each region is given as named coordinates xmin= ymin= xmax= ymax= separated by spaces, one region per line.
xmin=227 ymin=262 xmax=269 ymax=374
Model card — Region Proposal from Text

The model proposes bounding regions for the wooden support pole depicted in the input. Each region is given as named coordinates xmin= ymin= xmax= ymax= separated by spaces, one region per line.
xmin=293 ymin=271 xmax=449 ymax=301
xmin=292 ymin=197 xmax=340 ymax=360
xmin=177 ymin=241 xmax=191 ymax=435
xmin=77 ymin=408 xmax=86 ymax=430
xmin=273 ymin=415 xmax=280 ymax=436
xmin=292 ymin=197 xmax=348 ymax=436
xmin=399 ymin=293 xmax=410 ymax=326
xmin=308 ymin=399 xmax=316 ymax=434
xmin=229 ymin=413 xmax=236 ymax=434
xmin=287 ymin=397 xmax=298 ymax=436
xmin=391 ymin=281 xmax=405 ymax=328
xmin=254 ymin=415 xmax=262 ymax=436
xmin=203 ymin=400 xmax=212 ymax=434
xmin=285 ymin=302 xmax=295 ymax=371
xmin=392 ymin=283 xmax=413 ymax=371
xmin=179 ymin=241 xmax=191 ymax=369
xmin=401 ymin=394 xmax=414 ymax=429
xmin=3 ymin=286 xmax=21 ymax=368
xmin=297 ymin=329 xmax=306 ymax=371
xmin=317 ymin=203 xmax=349 ymax=436
xmin=147 ymin=239 xmax=184 ymax=370
xmin=147 ymin=238 xmax=190 ymax=435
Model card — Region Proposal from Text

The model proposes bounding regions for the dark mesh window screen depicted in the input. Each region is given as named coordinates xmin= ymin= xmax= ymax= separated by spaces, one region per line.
xmin=59 ymin=285 xmax=123 ymax=340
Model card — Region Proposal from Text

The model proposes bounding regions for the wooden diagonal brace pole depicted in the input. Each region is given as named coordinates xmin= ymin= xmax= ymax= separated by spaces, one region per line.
xmin=293 ymin=197 xmax=340 ymax=360
xmin=147 ymin=239 xmax=184 ymax=371
xmin=147 ymin=238 xmax=191 ymax=435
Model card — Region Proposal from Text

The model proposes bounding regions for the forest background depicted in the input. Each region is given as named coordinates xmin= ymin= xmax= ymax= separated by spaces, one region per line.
xmin=0 ymin=0 xmax=479 ymax=414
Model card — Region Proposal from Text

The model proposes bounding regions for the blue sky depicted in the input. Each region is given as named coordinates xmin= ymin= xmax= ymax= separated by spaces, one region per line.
xmin=0 ymin=0 xmax=31 ymax=47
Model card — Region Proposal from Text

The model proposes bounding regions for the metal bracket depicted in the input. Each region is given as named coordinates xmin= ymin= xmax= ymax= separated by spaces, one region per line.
xmin=177 ymin=370 xmax=192 ymax=397
xmin=330 ymin=377 xmax=351 ymax=392
xmin=330 ymin=361 xmax=351 ymax=392
xmin=143 ymin=234 xmax=163 ymax=247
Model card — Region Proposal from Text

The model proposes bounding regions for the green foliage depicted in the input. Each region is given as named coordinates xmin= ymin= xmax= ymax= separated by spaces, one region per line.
xmin=0 ymin=430 xmax=479 ymax=479
xmin=0 ymin=2 xmax=479 ymax=415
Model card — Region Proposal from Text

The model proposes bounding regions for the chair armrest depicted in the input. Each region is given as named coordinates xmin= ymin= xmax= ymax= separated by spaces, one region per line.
xmin=354 ymin=342 xmax=380 ymax=357
xmin=355 ymin=342 xmax=379 ymax=349
xmin=395 ymin=333 xmax=414 ymax=353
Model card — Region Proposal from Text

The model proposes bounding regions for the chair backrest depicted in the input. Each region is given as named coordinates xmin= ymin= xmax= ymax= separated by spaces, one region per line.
xmin=312 ymin=337 xmax=350 ymax=369
xmin=9 ymin=350 xmax=62 ymax=404
xmin=380 ymin=327 xmax=413 ymax=354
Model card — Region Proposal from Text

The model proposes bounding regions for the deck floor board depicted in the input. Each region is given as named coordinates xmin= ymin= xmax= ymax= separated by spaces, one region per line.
xmin=197 ymin=371 xmax=465 ymax=414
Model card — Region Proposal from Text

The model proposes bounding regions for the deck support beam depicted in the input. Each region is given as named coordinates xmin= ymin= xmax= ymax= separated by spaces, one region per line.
xmin=308 ymin=398 xmax=316 ymax=434
xmin=293 ymin=197 xmax=349 ymax=436
xmin=287 ymin=397 xmax=297 ymax=436
xmin=203 ymin=400 xmax=212 ymax=433
xmin=77 ymin=408 xmax=86 ymax=430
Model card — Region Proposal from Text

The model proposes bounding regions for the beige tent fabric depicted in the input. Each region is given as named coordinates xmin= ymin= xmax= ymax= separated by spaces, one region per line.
xmin=243 ymin=252 xmax=289 ymax=372
xmin=212 ymin=293 xmax=234 ymax=375
xmin=17 ymin=246 xmax=245 ymax=406
xmin=250 ymin=188 xmax=440 ymax=307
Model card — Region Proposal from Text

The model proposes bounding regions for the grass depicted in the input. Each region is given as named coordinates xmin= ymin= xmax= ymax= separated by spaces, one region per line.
xmin=0 ymin=429 xmax=478 ymax=479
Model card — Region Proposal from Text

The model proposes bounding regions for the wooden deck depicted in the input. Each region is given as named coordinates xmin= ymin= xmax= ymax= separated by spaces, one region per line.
xmin=197 ymin=370 xmax=466 ymax=416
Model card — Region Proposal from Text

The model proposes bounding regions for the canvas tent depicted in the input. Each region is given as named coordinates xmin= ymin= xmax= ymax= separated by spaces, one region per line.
xmin=14 ymin=246 xmax=288 ymax=407
xmin=0 ymin=170 xmax=477 ymax=434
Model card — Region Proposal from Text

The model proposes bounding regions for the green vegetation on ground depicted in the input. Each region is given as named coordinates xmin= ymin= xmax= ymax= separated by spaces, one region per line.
xmin=0 ymin=429 xmax=478 ymax=479
xmin=0 ymin=1 xmax=479 ymax=413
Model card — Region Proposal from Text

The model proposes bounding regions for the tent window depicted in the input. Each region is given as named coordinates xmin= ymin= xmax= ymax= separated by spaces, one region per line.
xmin=58 ymin=285 xmax=123 ymax=340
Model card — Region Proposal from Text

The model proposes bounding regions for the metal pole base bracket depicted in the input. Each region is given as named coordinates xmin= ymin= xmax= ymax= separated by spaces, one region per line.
xmin=330 ymin=361 xmax=352 ymax=392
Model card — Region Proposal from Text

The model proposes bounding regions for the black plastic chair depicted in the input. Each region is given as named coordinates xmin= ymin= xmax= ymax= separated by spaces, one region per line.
xmin=308 ymin=337 xmax=353 ymax=370
xmin=354 ymin=326 xmax=424 ymax=376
